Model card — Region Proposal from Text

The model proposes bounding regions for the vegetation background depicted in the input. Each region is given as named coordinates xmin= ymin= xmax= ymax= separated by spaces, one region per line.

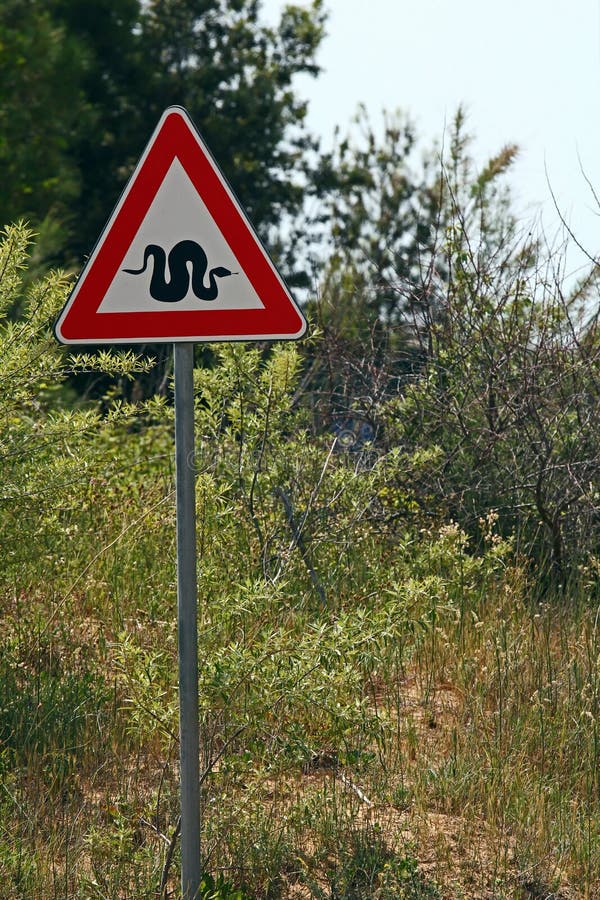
xmin=2 ymin=1 xmax=600 ymax=898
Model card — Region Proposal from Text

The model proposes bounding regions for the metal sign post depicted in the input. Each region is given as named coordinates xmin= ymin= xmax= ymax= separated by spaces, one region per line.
xmin=53 ymin=105 xmax=307 ymax=900
xmin=174 ymin=342 xmax=201 ymax=899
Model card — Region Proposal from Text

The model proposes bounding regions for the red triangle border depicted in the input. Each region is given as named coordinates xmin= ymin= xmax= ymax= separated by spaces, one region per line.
xmin=55 ymin=107 xmax=307 ymax=344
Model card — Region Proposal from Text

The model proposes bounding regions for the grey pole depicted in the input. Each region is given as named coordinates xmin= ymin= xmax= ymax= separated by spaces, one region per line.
xmin=174 ymin=342 xmax=201 ymax=899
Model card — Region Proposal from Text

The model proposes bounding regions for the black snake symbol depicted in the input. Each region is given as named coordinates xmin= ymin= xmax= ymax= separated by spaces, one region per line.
xmin=123 ymin=240 xmax=236 ymax=302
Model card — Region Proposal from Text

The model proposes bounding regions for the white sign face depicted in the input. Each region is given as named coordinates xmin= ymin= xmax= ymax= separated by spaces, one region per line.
xmin=97 ymin=158 xmax=265 ymax=314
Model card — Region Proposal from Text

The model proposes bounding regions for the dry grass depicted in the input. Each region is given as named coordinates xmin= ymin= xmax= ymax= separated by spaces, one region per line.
xmin=3 ymin=516 xmax=600 ymax=897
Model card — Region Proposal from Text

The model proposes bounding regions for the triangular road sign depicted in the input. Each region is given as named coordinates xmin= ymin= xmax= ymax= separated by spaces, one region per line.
xmin=55 ymin=106 xmax=307 ymax=344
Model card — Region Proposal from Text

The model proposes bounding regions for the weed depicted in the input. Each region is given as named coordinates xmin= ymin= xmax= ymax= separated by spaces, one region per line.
xmin=1 ymin=228 xmax=599 ymax=896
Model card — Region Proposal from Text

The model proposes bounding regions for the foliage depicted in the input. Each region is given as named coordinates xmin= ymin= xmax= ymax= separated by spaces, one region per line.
xmin=298 ymin=825 xmax=441 ymax=899
xmin=199 ymin=872 xmax=252 ymax=899
xmin=381 ymin=247 xmax=600 ymax=585
xmin=0 ymin=631 xmax=109 ymax=769
xmin=0 ymin=0 xmax=88 ymax=261
xmin=0 ymin=223 xmax=163 ymax=578
xmin=0 ymin=0 xmax=325 ymax=273
xmin=309 ymin=109 xmax=600 ymax=586
xmin=313 ymin=106 xmax=442 ymax=327
xmin=3 ymin=161 xmax=600 ymax=899
xmin=375 ymin=121 xmax=600 ymax=584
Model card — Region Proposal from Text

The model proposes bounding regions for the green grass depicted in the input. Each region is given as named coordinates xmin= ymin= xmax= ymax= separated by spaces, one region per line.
xmin=1 ymin=256 xmax=598 ymax=899
xmin=3 ymin=483 xmax=599 ymax=897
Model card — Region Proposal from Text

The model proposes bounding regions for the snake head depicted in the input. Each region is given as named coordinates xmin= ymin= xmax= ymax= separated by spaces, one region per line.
xmin=212 ymin=267 xmax=236 ymax=278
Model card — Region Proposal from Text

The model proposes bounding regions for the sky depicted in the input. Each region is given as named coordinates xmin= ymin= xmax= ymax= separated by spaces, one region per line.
xmin=261 ymin=0 xmax=600 ymax=277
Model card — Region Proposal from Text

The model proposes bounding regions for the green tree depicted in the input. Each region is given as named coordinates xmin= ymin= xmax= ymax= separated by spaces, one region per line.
xmin=371 ymin=114 xmax=600 ymax=586
xmin=0 ymin=0 xmax=85 ymax=260
xmin=301 ymin=108 xmax=447 ymax=425
xmin=313 ymin=107 xmax=443 ymax=327
xmin=302 ymin=110 xmax=523 ymax=420
xmin=0 ymin=0 xmax=325 ymax=273
xmin=0 ymin=222 xmax=159 ymax=573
